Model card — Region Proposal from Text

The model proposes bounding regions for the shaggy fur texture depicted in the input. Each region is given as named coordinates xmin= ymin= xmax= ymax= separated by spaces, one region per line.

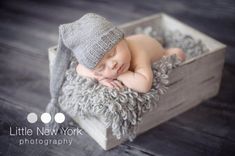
xmin=58 ymin=53 xmax=182 ymax=141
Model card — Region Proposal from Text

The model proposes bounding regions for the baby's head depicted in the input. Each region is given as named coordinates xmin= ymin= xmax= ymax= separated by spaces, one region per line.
xmin=73 ymin=13 xmax=131 ymax=79
xmin=93 ymin=38 xmax=131 ymax=79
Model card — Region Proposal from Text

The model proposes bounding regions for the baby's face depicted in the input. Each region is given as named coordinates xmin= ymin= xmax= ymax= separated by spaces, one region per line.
xmin=93 ymin=39 xmax=131 ymax=79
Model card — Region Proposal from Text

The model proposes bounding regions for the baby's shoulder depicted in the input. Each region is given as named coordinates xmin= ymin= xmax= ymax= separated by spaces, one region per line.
xmin=125 ymin=34 xmax=144 ymax=51
xmin=126 ymin=34 xmax=152 ymax=39
xmin=125 ymin=34 xmax=155 ymax=58
xmin=125 ymin=34 xmax=153 ymax=43
xmin=125 ymin=34 xmax=159 ymax=50
xmin=124 ymin=35 xmax=152 ymax=71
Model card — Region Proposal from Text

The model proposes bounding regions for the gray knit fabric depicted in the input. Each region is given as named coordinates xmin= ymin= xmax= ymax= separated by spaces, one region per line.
xmin=45 ymin=29 xmax=72 ymax=132
xmin=46 ymin=13 xmax=124 ymax=131
xmin=45 ymin=12 xmax=123 ymax=132
xmin=60 ymin=13 xmax=124 ymax=69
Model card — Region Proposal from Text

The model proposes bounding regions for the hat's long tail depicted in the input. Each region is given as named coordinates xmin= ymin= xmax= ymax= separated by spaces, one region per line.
xmin=45 ymin=26 xmax=72 ymax=133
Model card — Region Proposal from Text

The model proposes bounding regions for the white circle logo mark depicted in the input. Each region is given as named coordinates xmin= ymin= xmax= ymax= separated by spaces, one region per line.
xmin=27 ymin=112 xmax=65 ymax=124
xmin=54 ymin=113 xmax=65 ymax=123
xmin=27 ymin=113 xmax=38 ymax=123
xmin=41 ymin=113 xmax=51 ymax=124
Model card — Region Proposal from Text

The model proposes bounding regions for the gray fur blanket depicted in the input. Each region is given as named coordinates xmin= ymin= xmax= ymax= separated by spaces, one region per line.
xmin=58 ymin=53 xmax=182 ymax=141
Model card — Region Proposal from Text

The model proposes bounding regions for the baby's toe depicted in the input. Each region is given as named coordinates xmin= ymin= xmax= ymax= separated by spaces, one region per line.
xmin=174 ymin=48 xmax=186 ymax=62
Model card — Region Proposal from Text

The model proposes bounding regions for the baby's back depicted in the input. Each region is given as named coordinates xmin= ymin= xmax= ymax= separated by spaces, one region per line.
xmin=125 ymin=34 xmax=165 ymax=71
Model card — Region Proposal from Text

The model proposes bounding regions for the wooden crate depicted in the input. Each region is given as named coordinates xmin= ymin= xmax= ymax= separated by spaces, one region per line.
xmin=48 ymin=13 xmax=226 ymax=150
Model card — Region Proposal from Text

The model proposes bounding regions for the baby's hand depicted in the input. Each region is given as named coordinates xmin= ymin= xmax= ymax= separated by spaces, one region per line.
xmin=99 ymin=78 xmax=125 ymax=90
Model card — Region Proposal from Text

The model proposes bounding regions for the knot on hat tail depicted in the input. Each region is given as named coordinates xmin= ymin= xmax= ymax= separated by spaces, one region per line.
xmin=45 ymin=98 xmax=60 ymax=133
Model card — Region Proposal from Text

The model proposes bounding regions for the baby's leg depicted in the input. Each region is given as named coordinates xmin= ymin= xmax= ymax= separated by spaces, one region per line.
xmin=164 ymin=48 xmax=186 ymax=61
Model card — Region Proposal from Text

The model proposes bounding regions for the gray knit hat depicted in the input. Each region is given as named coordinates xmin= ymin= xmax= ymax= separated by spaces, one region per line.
xmin=45 ymin=13 xmax=124 ymax=132
xmin=60 ymin=13 xmax=124 ymax=69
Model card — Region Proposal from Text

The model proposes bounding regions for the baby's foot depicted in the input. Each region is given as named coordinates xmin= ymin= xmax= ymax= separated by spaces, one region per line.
xmin=165 ymin=48 xmax=186 ymax=62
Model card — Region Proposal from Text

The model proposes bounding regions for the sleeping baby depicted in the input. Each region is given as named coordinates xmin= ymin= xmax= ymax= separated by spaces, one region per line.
xmin=74 ymin=13 xmax=186 ymax=93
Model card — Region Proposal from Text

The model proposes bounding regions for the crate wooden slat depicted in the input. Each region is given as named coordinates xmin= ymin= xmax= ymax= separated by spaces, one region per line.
xmin=48 ymin=13 xmax=226 ymax=150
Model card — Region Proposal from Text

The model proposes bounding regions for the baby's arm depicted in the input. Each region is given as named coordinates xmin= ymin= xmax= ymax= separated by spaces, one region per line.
xmin=76 ymin=64 xmax=98 ymax=79
xmin=117 ymin=65 xmax=153 ymax=93
xmin=76 ymin=64 xmax=124 ymax=89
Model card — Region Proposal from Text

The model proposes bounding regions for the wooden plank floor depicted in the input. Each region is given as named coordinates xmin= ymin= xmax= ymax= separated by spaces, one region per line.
xmin=0 ymin=0 xmax=235 ymax=155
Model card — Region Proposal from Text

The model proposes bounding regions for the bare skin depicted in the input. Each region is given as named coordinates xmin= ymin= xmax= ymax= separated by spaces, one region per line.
xmin=76 ymin=34 xmax=186 ymax=93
